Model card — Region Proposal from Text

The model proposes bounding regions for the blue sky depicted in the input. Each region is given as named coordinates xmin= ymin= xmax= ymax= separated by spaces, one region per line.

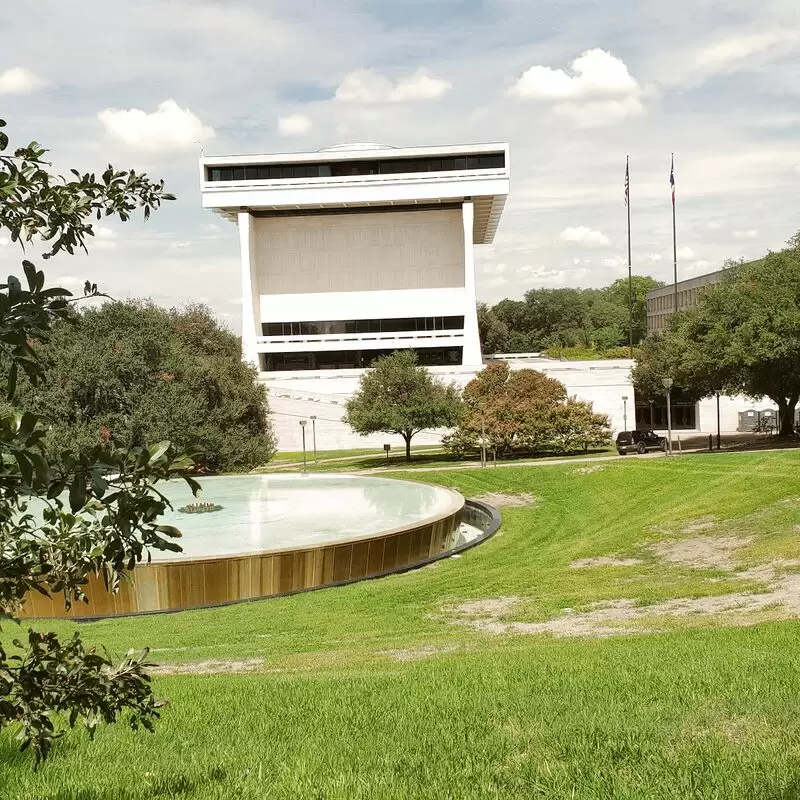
xmin=1 ymin=0 xmax=798 ymax=330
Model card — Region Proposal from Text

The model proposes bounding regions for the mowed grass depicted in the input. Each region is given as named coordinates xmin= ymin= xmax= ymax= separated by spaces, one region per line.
xmin=263 ymin=446 xmax=615 ymax=473
xmin=267 ymin=444 xmax=444 ymax=466
xmin=3 ymin=451 xmax=800 ymax=799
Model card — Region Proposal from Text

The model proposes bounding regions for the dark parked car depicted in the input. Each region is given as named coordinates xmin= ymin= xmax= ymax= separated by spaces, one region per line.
xmin=616 ymin=430 xmax=667 ymax=455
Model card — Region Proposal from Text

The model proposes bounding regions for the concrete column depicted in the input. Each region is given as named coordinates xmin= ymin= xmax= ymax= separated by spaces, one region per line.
xmin=237 ymin=211 xmax=259 ymax=368
xmin=461 ymin=201 xmax=483 ymax=367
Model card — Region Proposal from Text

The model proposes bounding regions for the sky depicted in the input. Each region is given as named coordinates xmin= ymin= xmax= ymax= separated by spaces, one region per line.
xmin=1 ymin=0 xmax=799 ymax=332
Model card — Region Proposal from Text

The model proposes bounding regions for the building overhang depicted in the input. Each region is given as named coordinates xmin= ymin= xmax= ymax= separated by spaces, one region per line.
xmin=199 ymin=142 xmax=509 ymax=245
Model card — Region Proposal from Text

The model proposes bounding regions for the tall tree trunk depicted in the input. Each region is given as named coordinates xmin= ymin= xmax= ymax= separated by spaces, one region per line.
xmin=403 ymin=431 xmax=412 ymax=462
xmin=777 ymin=396 xmax=799 ymax=436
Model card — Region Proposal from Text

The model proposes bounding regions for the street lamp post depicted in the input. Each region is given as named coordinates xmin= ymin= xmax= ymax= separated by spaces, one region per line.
xmin=648 ymin=398 xmax=655 ymax=429
xmin=299 ymin=420 xmax=308 ymax=474
xmin=310 ymin=415 xmax=317 ymax=463
xmin=622 ymin=395 xmax=629 ymax=432
xmin=662 ymin=378 xmax=674 ymax=456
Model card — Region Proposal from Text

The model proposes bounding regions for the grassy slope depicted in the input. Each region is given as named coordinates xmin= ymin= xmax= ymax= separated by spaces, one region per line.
xmin=269 ymin=445 xmax=444 ymax=465
xmin=263 ymin=447 xmax=615 ymax=473
xmin=3 ymin=451 xmax=800 ymax=799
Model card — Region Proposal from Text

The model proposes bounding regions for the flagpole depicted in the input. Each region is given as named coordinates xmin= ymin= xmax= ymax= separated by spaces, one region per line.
xmin=626 ymin=155 xmax=633 ymax=357
xmin=672 ymin=153 xmax=678 ymax=316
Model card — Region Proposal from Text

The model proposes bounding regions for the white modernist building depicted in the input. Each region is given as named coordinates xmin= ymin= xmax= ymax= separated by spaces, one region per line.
xmin=198 ymin=142 xmax=646 ymax=450
xmin=198 ymin=142 xmax=772 ymax=451
xmin=200 ymin=142 xmax=509 ymax=375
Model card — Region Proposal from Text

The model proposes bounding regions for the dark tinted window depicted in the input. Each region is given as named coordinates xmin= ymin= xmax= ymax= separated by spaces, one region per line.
xmin=261 ymin=346 xmax=463 ymax=372
xmin=207 ymin=152 xmax=505 ymax=182
xmin=261 ymin=316 xmax=464 ymax=337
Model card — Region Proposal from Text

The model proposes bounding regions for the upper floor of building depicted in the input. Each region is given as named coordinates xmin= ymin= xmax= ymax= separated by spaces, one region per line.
xmin=199 ymin=141 xmax=510 ymax=245
xmin=645 ymin=268 xmax=726 ymax=332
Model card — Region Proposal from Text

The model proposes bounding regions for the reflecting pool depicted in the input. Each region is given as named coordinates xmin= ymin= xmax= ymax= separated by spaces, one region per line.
xmin=152 ymin=473 xmax=464 ymax=560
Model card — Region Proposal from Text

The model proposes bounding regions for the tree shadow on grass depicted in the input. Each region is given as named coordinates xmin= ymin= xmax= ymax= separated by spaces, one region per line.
xmin=1 ymin=734 xmax=228 ymax=800
xmin=17 ymin=767 xmax=229 ymax=800
xmin=761 ymin=775 xmax=800 ymax=800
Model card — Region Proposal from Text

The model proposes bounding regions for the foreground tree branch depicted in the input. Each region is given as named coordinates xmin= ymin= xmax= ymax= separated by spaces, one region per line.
xmin=0 ymin=117 xmax=197 ymax=764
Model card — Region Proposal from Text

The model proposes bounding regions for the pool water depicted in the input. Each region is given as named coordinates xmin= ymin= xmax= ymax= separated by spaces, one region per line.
xmin=151 ymin=473 xmax=464 ymax=560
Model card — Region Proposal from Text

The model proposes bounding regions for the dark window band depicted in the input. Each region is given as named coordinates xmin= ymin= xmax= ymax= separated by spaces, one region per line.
xmin=261 ymin=347 xmax=463 ymax=372
xmin=262 ymin=316 xmax=464 ymax=337
xmin=207 ymin=153 xmax=505 ymax=183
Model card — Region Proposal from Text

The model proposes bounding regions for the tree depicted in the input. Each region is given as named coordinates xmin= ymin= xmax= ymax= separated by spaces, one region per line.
xmin=476 ymin=302 xmax=510 ymax=355
xmin=443 ymin=362 xmax=610 ymax=456
xmin=0 ymin=118 xmax=197 ymax=763
xmin=632 ymin=243 xmax=800 ymax=435
xmin=15 ymin=301 xmax=276 ymax=472
xmin=481 ymin=276 xmax=664 ymax=358
xmin=454 ymin=362 xmax=566 ymax=453
xmin=344 ymin=350 xmax=461 ymax=461
xmin=604 ymin=275 xmax=664 ymax=345
xmin=549 ymin=398 xmax=612 ymax=452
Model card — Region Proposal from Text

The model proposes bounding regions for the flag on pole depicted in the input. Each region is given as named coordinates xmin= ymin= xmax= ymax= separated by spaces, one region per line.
xmin=624 ymin=159 xmax=630 ymax=206
xmin=670 ymin=155 xmax=675 ymax=205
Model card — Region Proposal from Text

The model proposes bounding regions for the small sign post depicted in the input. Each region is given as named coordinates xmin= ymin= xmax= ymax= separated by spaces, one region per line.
xmin=383 ymin=443 xmax=391 ymax=467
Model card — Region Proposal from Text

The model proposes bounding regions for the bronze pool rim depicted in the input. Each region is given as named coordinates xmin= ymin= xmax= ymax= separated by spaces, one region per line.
xmin=25 ymin=499 xmax=500 ymax=622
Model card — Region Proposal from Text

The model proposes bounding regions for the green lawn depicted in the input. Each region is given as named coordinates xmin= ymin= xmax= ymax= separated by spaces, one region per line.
xmin=263 ymin=446 xmax=615 ymax=473
xmin=4 ymin=451 xmax=800 ymax=798
xmin=266 ymin=444 xmax=444 ymax=466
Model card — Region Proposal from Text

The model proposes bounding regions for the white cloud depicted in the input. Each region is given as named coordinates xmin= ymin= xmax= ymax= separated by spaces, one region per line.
xmin=392 ymin=69 xmax=452 ymax=102
xmin=601 ymin=257 xmax=624 ymax=268
xmin=168 ymin=241 xmax=193 ymax=250
xmin=486 ymin=275 xmax=508 ymax=289
xmin=648 ymin=253 xmax=663 ymax=262
xmin=691 ymin=260 xmax=710 ymax=270
xmin=91 ymin=225 xmax=117 ymax=250
xmin=278 ymin=114 xmax=312 ymax=136
xmin=482 ymin=262 xmax=508 ymax=276
xmin=0 ymin=67 xmax=46 ymax=94
xmin=560 ymin=226 xmax=611 ymax=247
xmin=335 ymin=67 xmax=451 ymax=103
xmin=508 ymin=49 xmax=644 ymax=125
xmin=97 ymin=99 xmax=215 ymax=152
xmin=694 ymin=32 xmax=793 ymax=75
xmin=0 ymin=236 xmax=10 ymax=247
xmin=707 ymin=221 xmax=723 ymax=230
xmin=677 ymin=246 xmax=696 ymax=259
xmin=553 ymin=96 xmax=644 ymax=127
xmin=733 ymin=229 xmax=759 ymax=239
xmin=510 ymin=49 xmax=639 ymax=101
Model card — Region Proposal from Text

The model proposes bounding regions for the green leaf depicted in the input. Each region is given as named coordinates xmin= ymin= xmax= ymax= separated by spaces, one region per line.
xmin=69 ymin=472 xmax=86 ymax=512
xmin=155 ymin=524 xmax=183 ymax=539
xmin=22 ymin=260 xmax=37 ymax=292
xmin=14 ymin=451 xmax=33 ymax=485
xmin=18 ymin=411 xmax=37 ymax=441
xmin=147 ymin=441 xmax=171 ymax=465
xmin=6 ymin=362 xmax=17 ymax=401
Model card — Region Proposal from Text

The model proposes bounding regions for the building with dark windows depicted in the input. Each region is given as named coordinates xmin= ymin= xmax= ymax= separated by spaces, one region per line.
xmin=199 ymin=141 xmax=509 ymax=373
xmin=645 ymin=268 xmax=725 ymax=333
